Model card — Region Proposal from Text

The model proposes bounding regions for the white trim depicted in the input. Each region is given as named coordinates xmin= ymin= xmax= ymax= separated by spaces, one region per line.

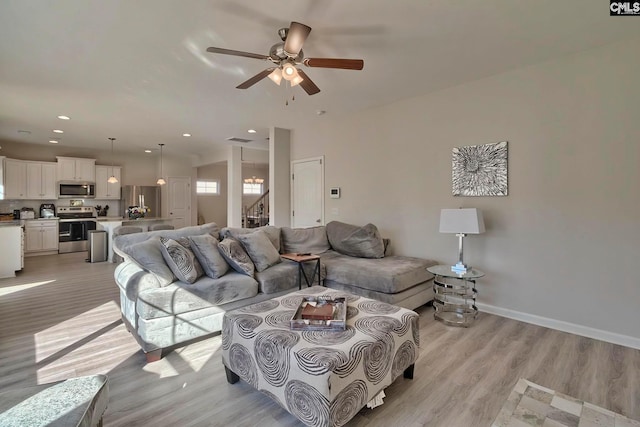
xmin=477 ymin=302 xmax=640 ymax=350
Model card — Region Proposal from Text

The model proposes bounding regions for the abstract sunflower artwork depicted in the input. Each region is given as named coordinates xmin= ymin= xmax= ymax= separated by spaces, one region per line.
xmin=452 ymin=141 xmax=508 ymax=196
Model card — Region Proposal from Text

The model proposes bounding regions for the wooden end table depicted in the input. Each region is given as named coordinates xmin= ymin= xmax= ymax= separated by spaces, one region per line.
xmin=280 ymin=253 xmax=321 ymax=289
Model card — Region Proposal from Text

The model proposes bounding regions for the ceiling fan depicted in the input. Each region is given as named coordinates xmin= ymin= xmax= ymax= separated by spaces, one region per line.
xmin=206 ymin=21 xmax=364 ymax=96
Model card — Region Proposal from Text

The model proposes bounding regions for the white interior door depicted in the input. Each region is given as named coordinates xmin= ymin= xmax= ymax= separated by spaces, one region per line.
xmin=291 ymin=157 xmax=324 ymax=228
xmin=168 ymin=176 xmax=191 ymax=229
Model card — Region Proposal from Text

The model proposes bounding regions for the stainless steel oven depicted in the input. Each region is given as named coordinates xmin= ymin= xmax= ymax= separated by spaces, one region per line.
xmin=57 ymin=207 xmax=97 ymax=253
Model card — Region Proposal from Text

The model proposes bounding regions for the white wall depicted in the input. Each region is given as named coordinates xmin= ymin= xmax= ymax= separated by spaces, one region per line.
xmin=291 ymin=38 xmax=640 ymax=343
xmin=197 ymin=163 xmax=228 ymax=226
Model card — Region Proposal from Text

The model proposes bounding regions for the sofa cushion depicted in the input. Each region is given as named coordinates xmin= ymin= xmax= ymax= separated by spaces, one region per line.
xmin=319 ymin=250 xmax=435 ymax=294
xmin=126 ymin=237 xmax=175 ymax=286
xmin=281 ymin=226 xmax=331 ymax=254
xmin=220 ymin=226 xmax=281 ymax=253
xmin=136 ymin=272 xmax=258 ymax=319
xmin=159 ymin=237 xmax=204 ymax=284
xmin=218 ymin=238 xmax=255 ymax=277
xmin=114 ymin=223 xmax=221 ymax=286
xmin=326 ymin=221 xmax=385 ymax=259
xmin=236 ymin=230 xmax=282 ymax=272
xmin=188 ymin=234 xmax=230 ymax=279
xmin=254 ymin=261 xmax=326 ymax=294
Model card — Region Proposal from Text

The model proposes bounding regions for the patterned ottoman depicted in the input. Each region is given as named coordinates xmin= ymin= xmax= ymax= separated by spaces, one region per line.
xmin=222 ymin=286 xmax=419 ymax=427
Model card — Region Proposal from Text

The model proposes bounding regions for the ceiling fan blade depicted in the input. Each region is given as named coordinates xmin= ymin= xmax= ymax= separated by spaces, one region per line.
xmin=284 ymin=22 xmax=312 ymax=57
xmin=296 ymin=69 xmax=321 ymax=95
xmin=206 ymin=47 xmax=270 ymax=61
xmin=236 ymin=68 xmax=276 ymax=89
xmin=303 ymin=58 xmax=364 ymax=70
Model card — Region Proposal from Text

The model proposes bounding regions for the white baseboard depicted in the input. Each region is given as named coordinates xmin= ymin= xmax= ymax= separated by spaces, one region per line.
xmin=477 ymin=302 xmax=640 ymax=350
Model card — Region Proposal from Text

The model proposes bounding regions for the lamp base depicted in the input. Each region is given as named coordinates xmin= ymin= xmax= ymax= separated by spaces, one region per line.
xmin=451 ymin=262 xmax=468 ymax=274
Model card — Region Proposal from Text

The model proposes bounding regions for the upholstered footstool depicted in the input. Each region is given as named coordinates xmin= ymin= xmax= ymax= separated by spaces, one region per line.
xmin=0 ymin=374 xmax=109 ymax=427
xmin=222 ymin=286 xmax=419 ymax=427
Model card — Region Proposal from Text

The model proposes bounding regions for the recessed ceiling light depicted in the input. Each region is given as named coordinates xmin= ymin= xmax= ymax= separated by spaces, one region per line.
xmin=57 ymin=115 xmax=70 ymax=120
xmin=144 ymin=150 xmax=152 ymax=153
xmin=49 ymin=140 xmax=59 ymax=144
xmin=248 ymin=129 xmax=257 ymax=134
xmin=183 ymin=133 xmax=191 ymax=137
xmin=53 ymin=129 xmax=64 ymax=133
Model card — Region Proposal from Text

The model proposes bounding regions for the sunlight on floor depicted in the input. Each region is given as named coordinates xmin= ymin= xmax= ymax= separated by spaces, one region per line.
xmin=33 ymin=300 xmax=139 ymax=384
xmin=0 ymin=279 xmax=55 ymax=296
xmin=142 ymin=340 xmax=221 ymax=378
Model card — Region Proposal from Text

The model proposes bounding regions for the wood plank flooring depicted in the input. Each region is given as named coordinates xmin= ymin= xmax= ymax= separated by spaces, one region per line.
xmin=1 ymin=253 xmax=638 ymax=426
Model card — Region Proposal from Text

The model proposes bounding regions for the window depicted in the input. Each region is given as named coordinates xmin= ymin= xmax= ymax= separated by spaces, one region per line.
xmin=243 ymin=183 xmax=263 ymax=195
xmin=197 ymin=180 xmax=219 ymax=195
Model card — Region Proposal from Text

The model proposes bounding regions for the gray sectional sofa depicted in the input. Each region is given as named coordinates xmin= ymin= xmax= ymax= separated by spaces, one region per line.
xmin=113 ymin=221 xmax=436 ymax=362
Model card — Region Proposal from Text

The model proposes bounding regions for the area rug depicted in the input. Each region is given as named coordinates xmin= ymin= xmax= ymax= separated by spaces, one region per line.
xmin=492 ymin=378 xmax=640 ymax=427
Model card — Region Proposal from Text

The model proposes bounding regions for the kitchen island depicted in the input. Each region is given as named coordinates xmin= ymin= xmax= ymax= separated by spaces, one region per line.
xmin=96 ymin=217 xmax=174 ymax=262
xmin=0 ymin=223 xmax=23 ymax=278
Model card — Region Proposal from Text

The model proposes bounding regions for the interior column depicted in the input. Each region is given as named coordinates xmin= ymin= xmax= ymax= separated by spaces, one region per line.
xmin=269 ymin=127 xmax=291 ymax=227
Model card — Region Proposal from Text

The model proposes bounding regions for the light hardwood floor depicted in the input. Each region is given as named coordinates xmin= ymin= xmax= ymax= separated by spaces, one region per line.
xmin=1 ymin=253 xmax=638 ymax=426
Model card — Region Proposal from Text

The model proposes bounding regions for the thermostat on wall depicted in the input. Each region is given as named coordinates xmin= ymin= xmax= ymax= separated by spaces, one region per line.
xmin=330 ymin=187 xmax=341 ymax=199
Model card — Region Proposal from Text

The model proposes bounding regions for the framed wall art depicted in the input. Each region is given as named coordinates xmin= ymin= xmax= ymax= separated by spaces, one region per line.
xmin=452 ymin=141 xmax=508 ymax=196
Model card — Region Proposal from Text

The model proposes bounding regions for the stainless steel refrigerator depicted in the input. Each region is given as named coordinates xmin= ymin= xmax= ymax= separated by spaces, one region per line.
xmin=121 ymin=185 xmax=161 ymax=218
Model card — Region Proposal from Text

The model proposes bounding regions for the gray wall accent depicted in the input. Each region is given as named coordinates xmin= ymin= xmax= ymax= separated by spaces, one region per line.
xmin=290 ymin=38 xmax=640 ymax=341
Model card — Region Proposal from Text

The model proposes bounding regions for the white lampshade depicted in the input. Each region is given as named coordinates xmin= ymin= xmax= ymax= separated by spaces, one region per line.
xmin=439 ymin=208 xmax=485 ymax=234
xmin=290 ymin=74 xmax=304 ymax=87
xmin=268 ymin=68 xmax=283 ymax=85
xmin=281 ymin=62 xmax=298 ymax=81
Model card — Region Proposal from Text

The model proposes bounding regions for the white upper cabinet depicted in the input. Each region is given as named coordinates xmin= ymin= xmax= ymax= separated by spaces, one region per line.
xmin=95 ymin=165 xmax=122 ymax=199
xmin=5 ymin=158 xmax=27 ymax=199
xmin=26 ymin=162 xmax=57 ymax=199
xmin=57 ymin=157 xmax=96 ymax=182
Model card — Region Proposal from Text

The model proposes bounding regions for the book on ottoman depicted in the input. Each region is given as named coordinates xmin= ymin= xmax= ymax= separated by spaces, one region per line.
xmin=301 ymin=303 xmax=334 ymax=320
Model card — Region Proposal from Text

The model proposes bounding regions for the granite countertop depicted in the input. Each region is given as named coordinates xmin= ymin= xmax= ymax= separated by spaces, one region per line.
xmin=96 ymin=217 xmax=172 ymax=222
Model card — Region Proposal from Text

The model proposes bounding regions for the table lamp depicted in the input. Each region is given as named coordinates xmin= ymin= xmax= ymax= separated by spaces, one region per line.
xmin=439 ymin=208 xmax=485 ymax=273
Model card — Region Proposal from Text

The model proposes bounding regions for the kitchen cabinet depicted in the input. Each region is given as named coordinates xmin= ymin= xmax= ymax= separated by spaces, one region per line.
xmin=25 ymin=220 xmax=59 ymax=253
xmin=4 ymin=158 xmax=27 ymax=199
xmin=26 ymin=161 xmax=57 ymax=199
xmin=95 ymin=165 xmax=122 ymax=199
xmin=57 ymin=157 xmax=96 ymax=182
xmin=0 ymin=225 xmax=22 ymax=277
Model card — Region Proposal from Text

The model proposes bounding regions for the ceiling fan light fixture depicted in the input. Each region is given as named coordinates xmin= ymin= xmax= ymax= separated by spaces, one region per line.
xmin=268 ymin=68 xmax=283 ymax=85
xmin=281 ymin=62 xmax=298 ymax=81
xmin=290 ymin=74 xmax=304 ymax=87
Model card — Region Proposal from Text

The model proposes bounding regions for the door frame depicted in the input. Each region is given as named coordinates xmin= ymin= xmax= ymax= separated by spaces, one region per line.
xmin=167 ymin=176 xmax=192 ymax=228
xmin=291 ymin=156 xmax=324 ymax=227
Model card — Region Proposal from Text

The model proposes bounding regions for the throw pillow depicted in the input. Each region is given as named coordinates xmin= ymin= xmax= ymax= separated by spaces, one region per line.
xmin=127 ymin=236 xmax=176 ymax=286
xmin=236 ymin=230 xmax=282 ymax=272
xmin=188 ymin=234 xmax=230 ymax=279
xmin=218 ymin=237 xmax=255 ymax=277
xmin=159 ymin=237 xmax=204 ymax=284
xmin=326 ymin=221 xmax=385 ymax=259
xmin=220 ymin=226 xmax=281 ymax=253
xmin=281 ymin=226 xmax=330 ymax=254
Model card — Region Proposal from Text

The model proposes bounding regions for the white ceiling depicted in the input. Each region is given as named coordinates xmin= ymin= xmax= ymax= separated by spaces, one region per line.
xmin=1 ymin=0 xmax=638 ymax=158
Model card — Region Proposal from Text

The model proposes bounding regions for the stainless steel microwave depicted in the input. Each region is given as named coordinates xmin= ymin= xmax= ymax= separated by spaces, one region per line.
xmin=58 ymin=182 xmax=96 ymax=198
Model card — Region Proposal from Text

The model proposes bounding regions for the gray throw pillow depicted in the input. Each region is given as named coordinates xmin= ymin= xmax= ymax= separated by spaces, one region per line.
xmin=326 ymin=221 xmax=385 ymax=259
xmin=159 ymin=237 xmax=204 ymax=284
xmin=127 ymin=236 xmax=175 ymax=286
xmin=236 ymin=230 xmax=282 ymax=272
xmin=281 ymin=226 xmax=330 ymax=254
xmin=220 ymin=226 xmax=281 ymax=253
xmin=218 ymin=237 xmax=255 ymax=277
xmin=188 ymin=234 xmax=230 ymax=279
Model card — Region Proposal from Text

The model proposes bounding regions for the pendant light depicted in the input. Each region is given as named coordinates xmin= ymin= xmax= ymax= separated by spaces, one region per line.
xmin=107 ymin=138 xmax=119 ymax=184
xmin=156 ymin=143 xmax=166 ymax=185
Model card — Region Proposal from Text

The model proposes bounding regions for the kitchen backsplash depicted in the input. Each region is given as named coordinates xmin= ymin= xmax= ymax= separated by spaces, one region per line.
xmin=0 ymin=199 xmax=122 ymax=218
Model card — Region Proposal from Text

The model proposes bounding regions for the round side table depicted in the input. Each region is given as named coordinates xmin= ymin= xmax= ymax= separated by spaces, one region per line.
xmin=427 ymin=265 xmax=485 ymax=327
